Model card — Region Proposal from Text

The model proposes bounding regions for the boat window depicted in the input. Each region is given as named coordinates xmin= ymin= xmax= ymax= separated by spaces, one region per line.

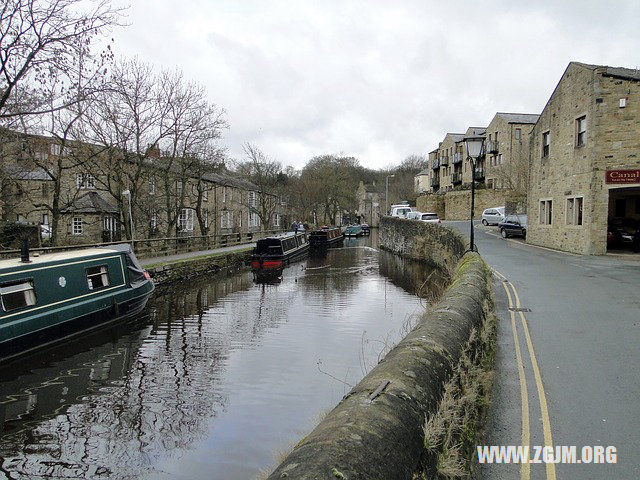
xmin=0 ymin=280 xmax=36 ymax=312
xmin=86 ymin=265 xmax=110 ymax=290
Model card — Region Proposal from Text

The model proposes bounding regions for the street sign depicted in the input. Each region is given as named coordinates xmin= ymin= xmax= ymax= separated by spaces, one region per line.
xmin=605 ymin=169 xmax=640 ymax=184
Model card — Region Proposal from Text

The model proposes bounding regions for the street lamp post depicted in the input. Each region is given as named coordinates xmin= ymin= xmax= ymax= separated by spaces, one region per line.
xmin=122 ymin=189 xmax=134 ymax=245
xmin=463 ymin=135 xmax=485 ymax=252
xmin=385 ymin=174 xmax=395 ymax=215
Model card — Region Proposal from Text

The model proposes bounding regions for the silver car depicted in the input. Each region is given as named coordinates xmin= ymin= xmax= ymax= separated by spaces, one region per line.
xmin=481 ymin=206 xmax=505 ymax=226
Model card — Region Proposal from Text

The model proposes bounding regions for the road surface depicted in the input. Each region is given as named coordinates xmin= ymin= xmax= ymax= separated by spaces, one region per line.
xmin=444 ymin=221 xmax=640 ymax=480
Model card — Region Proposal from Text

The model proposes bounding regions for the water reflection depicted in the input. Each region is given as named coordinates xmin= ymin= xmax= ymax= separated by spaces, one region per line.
xmin=0 ymin=235 xmax=437 ymax=480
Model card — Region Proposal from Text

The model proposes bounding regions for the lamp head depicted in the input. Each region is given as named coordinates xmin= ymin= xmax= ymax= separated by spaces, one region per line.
xmin=464 ymin=135 xmax=485 ymax=160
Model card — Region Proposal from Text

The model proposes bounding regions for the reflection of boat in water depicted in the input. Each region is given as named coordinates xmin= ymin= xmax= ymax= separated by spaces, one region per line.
xmin=250 ymin=231 xmax=309 ymax=271
xmin=309 ymin=226 xmax=344 ymax=248
xmin=0 ymin=244 xmax=154 ymax=362
xmin=344 ymin=225 xmax=363 ymax=237
xmin=252 ymin=270 xmax=283 ymax=285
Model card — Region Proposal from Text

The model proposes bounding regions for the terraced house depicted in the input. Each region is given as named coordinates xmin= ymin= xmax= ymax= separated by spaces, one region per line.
xmin=1 ymin=130 xmax=285 ymax=246
xmin=528 ymin=62 xmax=640 ymax=255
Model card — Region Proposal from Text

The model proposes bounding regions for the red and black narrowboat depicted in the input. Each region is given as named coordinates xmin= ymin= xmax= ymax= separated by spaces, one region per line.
xmin=250 ymin=232 xmax=310 ymax=271
xmin=309 ymin=226 xmax=344 ymax=248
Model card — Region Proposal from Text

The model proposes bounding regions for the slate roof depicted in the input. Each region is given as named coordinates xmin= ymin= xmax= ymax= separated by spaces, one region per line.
xmin=496 ymin=113 xmax=540 ymax=124
xmin=62 ymin=191 xmax=119 ymax=214
xmin=416 ymin=168 xmax=430 ymax=175
xmin=2 ymin=165 xmax=52 ymax=181
xmin=201 ymin=172 xmax=259 ymax=191
xmin=573 ymin=61 xmax=640 ymax=81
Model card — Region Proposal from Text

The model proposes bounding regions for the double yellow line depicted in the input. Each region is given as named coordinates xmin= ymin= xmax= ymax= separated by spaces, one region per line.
xmin=493 ymin=269 xmax=556 ymax=480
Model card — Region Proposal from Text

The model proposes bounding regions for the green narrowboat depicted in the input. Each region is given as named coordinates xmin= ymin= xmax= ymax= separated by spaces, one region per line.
xmin=0 ymin=244 xmax=154 ymax=362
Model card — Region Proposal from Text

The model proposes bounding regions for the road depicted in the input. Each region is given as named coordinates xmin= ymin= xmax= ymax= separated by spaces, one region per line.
xmin=444 ymin=221 xmax=640 ymax=480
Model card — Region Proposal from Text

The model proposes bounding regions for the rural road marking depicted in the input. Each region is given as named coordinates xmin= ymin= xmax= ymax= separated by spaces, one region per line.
xmin=493 ymin=269 xmax=556 ymax=480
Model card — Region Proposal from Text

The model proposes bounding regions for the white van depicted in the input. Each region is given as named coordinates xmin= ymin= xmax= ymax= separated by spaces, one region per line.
xmin=390 ymin=203 xmax=412 ymax=218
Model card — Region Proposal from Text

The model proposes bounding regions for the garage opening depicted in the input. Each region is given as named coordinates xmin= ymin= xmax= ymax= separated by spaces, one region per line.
xmin=607 ymin=186 xmax=640 ymax=253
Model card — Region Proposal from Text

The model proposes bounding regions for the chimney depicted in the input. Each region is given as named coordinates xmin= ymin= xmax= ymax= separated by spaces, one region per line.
xmin=21 ymin=238 xmax=32 ymax=263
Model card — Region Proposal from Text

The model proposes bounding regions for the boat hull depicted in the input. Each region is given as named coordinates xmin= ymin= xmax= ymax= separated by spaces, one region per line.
xmin=0 ymin=282 xmax=154 ymax=363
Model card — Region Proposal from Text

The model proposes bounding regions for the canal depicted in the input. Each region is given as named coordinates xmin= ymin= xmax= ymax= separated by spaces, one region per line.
xmin=0 ymin=234 xmax=439 ymax=479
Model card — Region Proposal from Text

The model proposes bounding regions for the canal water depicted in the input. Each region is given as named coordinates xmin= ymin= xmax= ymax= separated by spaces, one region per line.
xmin=0 ymin=234 xmax=439 ymax=480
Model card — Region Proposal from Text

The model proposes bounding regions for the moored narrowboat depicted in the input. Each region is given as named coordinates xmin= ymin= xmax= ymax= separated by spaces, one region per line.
xmin=0 ymin=244 xmax=154 ymax=362
xmin=251 ymin=231 xmax=309 ymax=271
xmin=344 ymin=225 xmax=363 ymax=237
xmin=309 ymin=226 xmax=344 ymax=248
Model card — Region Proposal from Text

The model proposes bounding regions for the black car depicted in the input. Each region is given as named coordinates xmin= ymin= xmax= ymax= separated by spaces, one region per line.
xmin=499 ymin=214 xmax=527 ymax=239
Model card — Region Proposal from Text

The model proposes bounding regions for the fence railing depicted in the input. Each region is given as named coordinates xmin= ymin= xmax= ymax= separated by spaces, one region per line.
xmin=0 ymin=229 xmax=285 ymax=260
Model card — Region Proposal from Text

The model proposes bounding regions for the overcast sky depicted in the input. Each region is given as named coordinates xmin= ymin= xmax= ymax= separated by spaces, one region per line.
xmin=108 ymin=0 xmax=639 ymax=170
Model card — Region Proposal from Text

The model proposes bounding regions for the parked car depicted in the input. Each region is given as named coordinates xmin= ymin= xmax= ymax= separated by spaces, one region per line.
xmin=390 ymin=202 xmax=412 ymax=218
xmin=420 ymin=213 xmax=441 ymax=224
xmin=360 ymin=224 xmax=370 ymax=235
xmin=499 ymin=214 xmax=527 ymax=239
xmin=607 ymin=217 xmax=638 ymax=249
xmin=406 ymin=211 xmax=422 ymax=220
xmin=482 ymin=206 xmax=505 ymax=226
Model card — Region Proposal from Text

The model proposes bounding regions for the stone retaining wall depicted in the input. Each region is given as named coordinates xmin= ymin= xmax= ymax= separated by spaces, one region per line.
xmin=417 ymin=189 xmax=518 ymax=220
xmin=146 ymin=249 xmax=252 ymax=286
xmin=267 ymin=253 xmax=491 ymax=480
xmin=378 ymin=216 xmax=466 ymax=272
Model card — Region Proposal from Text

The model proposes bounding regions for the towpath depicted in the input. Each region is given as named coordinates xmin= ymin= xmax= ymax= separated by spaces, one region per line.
xmin=445 ymin=221 xmax=640 ymax=480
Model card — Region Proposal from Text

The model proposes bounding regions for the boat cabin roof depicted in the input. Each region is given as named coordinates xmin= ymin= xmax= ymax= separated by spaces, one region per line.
xmin=0 ymin=247 xmax=125 ymax=272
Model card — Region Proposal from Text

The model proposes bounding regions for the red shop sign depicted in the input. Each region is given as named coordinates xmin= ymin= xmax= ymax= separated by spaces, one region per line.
xmin=606 ymin=169 xmax=640 ymax=184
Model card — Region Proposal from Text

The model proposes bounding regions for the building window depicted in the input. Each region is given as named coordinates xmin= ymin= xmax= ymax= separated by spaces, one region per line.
xmin=539 ymin=200 xmax=553 ymax=225
xmin=76 ymin=173 xmax=95 ymax=189
xmin=249 ymin=212 xmax=260 ymax=228
xmin=566 ymin=197 xmax=583 ymax=226
xmin=41 ymin=182 xmax=49 ymax=197
xmin=221 ymin=210 xmax=233 ymax=229
xmin=86 ymin=265 xmax=110 ymax=291
xmin=498 ymin=154 xmax=503 ymax=165
xmin=273 ymin=213 xmax=280 ymax=227
xmin=0 ymin=280 xmax=37 ymax=312
xmin=72 ymin=217 xmax=83 ymax=235
xmin=42 ymin=214 xmax=49 ymax=225
xmin=515 ymin=128 xmax=521 ymax=140
xmin=176 ymin=180 xmax=183 ymax=195
xmin=576 ymin=116 xmax=586 ymax=147
xmin=50 ymin=143 xmax=61 ymax=156
xmin=150 ymin=209 xmax=158 ymax=231
xmin=542 ymin=131 xmax=550 ymax=157
xmin=203 ymin=208 xmax=209 ymax=228
xmin=222 ymin=186 xmax=227 ymax=203
xmin=203 ymin=184 xmax=208 ymax=201
xmin=149 ymin=177 xmax=155 ymax=195
xmin=178 ymin=208 xmax=194 ymax=231
xmin=249 ymin=191 xmax=258 ymax=208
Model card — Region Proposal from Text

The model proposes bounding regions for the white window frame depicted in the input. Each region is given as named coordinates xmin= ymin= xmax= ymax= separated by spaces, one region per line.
xmin=203 ymin=208 xmax=209 ymax=228
xmin=576 ymin=116 xmax=587 ymax=147
xmin=249 ymin=191 xmax=258 ymax=208
xmin=249 ymin=211 xmax=260 ymax=228
xmin=76 ymin=173 xmax=95 ymax=190
xmin=150 ymin=209 xmax=158 ymax=230
xmin=539 ymin=199 xmax=553 ymax=225
xmin=103 ymin=215 xmax=118 ymax=233
xmin=72 ymin=216 xmax=83 ymax=235
xmin=221 ymin=210 xmax=233 ymax=229
xmin=203 ymin=184 xmax=208 ymax=201
xmin=50 ymin=143 xmax=61 ymax=156
xmin=178 ymin=208 xmax=194 ymax=231
xmin=149 ymin=176 xmax=156 ymax=195
xmin=0 ymin=280 xmax=37 ymax=312
xmin=565 ymin=196 xmax=583 ymax=226
xmin=515 ymin=128 xmax=521 ymax=140
xmin=273 ymin=213 xmax=280 ymax=227
xmin=542 ymin=131 xmax=550 ymax=158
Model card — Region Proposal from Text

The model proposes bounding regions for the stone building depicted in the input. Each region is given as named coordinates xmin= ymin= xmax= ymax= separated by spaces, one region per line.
xmin=484 ymin=113 xmax=539 ymax=192
xmin=356 ymin=181 xmax=383 ymax=227
xmin=414 ymin=168 xmax=430 ymax=195
xmin=1 ymin=130 xmax=284 ymax=246
xmin=527 ymin=62 xmax=640 ymax=255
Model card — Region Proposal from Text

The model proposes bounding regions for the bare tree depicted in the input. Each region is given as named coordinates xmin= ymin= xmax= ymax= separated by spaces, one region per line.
xmin=0 ymin=0 xmax=121 ymax=120
xmin=155 ymin=69 xmax=228 ymax=236
xmin=233 ymin=143 xmax=285 ymax=230
xmin=81 ymin=57 xmax=169 ymax=240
